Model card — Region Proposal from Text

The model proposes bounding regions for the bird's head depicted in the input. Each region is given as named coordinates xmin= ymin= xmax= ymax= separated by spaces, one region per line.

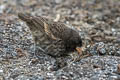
xmin=65 ymin=30 xmax=82 ymax=51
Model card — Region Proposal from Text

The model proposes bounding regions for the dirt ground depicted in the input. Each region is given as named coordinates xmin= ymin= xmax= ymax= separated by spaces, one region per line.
xmin=0 ymin=0 xmax=120 ymax=80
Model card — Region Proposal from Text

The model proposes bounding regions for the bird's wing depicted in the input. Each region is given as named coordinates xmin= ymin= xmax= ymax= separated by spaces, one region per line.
xmin=32 ymin=16 xmax=61 ymax=40
xmin=46 ymin=22 xmax=72 ymax=41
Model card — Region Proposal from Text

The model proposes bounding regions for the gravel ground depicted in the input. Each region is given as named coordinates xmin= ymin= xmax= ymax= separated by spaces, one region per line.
xmin=0 ymin=0 xmax=120 ymax=80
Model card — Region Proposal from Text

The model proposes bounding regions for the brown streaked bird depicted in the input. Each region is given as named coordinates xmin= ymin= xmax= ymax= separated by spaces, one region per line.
xmin=18 ymin=13 xmax=82 ymax=57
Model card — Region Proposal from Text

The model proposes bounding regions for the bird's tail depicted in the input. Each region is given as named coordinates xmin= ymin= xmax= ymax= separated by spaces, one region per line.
xmin=18 ymin=13 xmax=32 ymax=22
xmin=18 ymin=13 xmax=46 ymax=32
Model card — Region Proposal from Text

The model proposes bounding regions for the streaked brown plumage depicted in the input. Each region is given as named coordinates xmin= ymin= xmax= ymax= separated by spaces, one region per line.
xmin=18 ymin=13 xmax=82 ymax=57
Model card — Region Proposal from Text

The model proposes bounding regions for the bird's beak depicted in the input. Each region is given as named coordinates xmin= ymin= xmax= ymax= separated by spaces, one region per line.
xmin=76 ymin=47 xmax=82 ymax=54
